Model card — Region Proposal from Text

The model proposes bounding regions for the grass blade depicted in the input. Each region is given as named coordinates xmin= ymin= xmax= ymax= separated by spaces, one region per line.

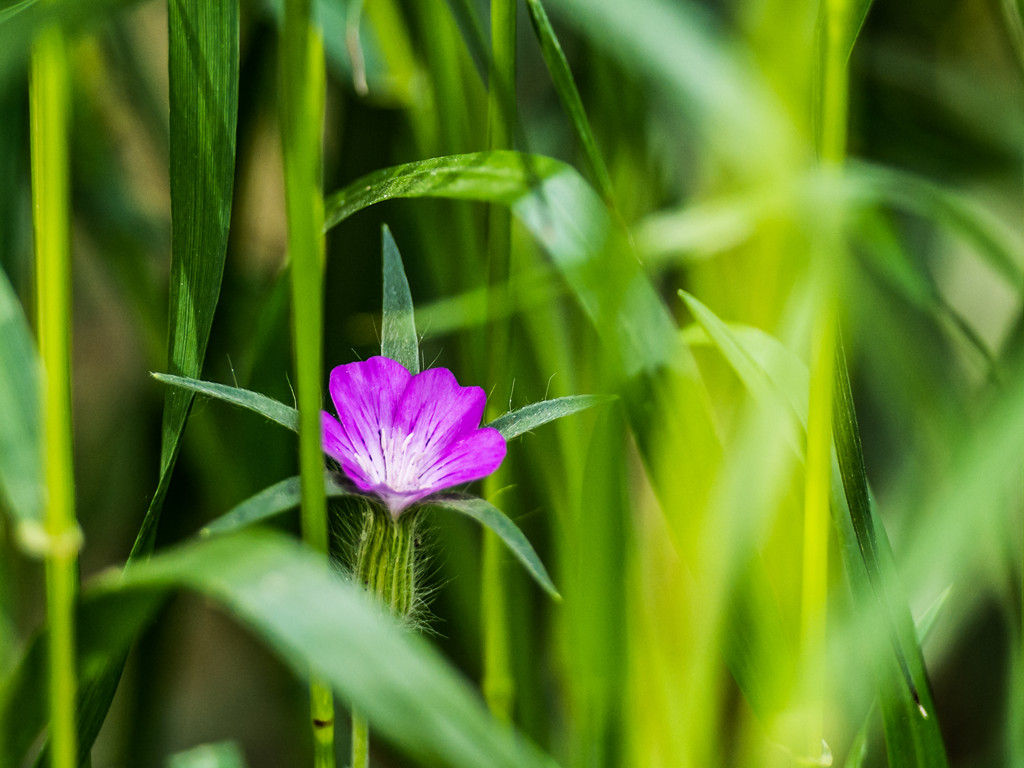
xmin=680 ymin=290 xmax=802 ymax=450
xmin=380 ymin=224 xmax=419 ymax=374
xmin=99 ymin=532 xmax=561 ymax=768
xmin=324 ymin=152 xmax=681 ymax=375
xmin=679 ymin=297 xmax=949 ymax=763
xmin=486 ymin=395 xmax=615 ymax=441
xmin=523 ymin=0 xmax=614 ymax=204
xmin=847 ymin=162 xmax=1023 ymax=292
xmin=0 ymin=266 xmax=42 ymax=533
xmin=30 ymin=16 xmax=79 ymax=768
xmin=45 ymin=2 xmax=242 ymax=763
xmin=323 ymin=150 xmax=563 ymax=230
xmin=131 ymin=0 xmax=239 ymax=560
xmin=6 ymin=532 xmax=561 ymax=768
xmin=429 ymin=496 xmax=560 ymax=599
xmin=831 ymin=337 xmax=949 ymax=767
xmin=680 ymin=316 xmax=810 ymax=426
xmin=201 ymin=477 xmax=303 ymax=536
xmin=843 ymin=0 xmax=876 ymax=63
xmin=152 ymin=373 xmax=299 ymax=432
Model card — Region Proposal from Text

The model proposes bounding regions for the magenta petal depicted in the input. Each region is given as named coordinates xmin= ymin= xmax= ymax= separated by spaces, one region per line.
xmin=328 ymin=356 xmax=410 ymax=478
xmin=395 ymin=367 xmax=486 ymax=453
xmin=321 ymin=356 xmax=507 ymax=516
xmin=321 ymin=411 xmax=373 ymax=491
xmin=418 ymin=427 xmax=507 ymax=491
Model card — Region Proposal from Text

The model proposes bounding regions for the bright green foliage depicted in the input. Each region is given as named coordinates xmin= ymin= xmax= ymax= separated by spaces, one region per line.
xmin=131 ymin=0 xmax=239 ymax=560
xmin=2 ymin=0 xmax=1022 ymax=764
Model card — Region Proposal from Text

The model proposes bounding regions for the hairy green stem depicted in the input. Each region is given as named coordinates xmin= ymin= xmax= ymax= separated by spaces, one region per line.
xmin=354 ymin=503 xmax=419 ymax=615
xmin=279 ymin=0 xmax=332 ymax=764
xmin=352 ymin=502 xmax=420 ymax=765
xmin=30 ymin=17 xmax=80 ymax=768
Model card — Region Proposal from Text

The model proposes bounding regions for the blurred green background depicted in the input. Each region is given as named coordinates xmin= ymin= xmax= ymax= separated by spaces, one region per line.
xmin=3 ymin=0 xmax=1024 ymax=765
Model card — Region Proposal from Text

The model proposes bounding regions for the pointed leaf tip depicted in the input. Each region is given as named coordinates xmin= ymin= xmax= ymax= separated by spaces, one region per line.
xmin=381 ymin=225 xmax=419 ymax=374
xmin=429 ymin=496 xmax=560 ymax=600
xmin=487 ymin=394 xmax=615 ymax=441
xmin=151 ymin=372 xmax=299 ymax=433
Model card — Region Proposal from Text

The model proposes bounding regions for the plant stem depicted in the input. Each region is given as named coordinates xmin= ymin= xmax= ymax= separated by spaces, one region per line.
xmin=481 ymin=0 xmax=517 ymax=723
xmin=820 ymin=0 xmax=850 ymax=168
xmin=311 ymin=682 xmax=335 ymax=768
xmin=354 ymin=503 xmax=419 ymax=616
xmin=30 ymin=17 xmax=80 ymax=768
xmin=350 ymin=712 xmax=369 ymax=768
xmin=801 ymin=299 xmax=834 ymax=756
xmin=279 ymin=0 xmax=332 ymax=764
xmin=481 ymin=524 xmax=513 ymax=720
xmin=352 ymin=502 xmax=420 ymax=765
xmin=802 ymin=0 xmax=849 ymax=756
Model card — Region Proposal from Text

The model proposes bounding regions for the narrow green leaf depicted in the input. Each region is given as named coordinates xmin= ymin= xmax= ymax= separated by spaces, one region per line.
xmin=0 ymin=266 xmax=42 ymax=530
xmin=152 ymin=373 xmax=299 ymax=433
xmin=323 ymin=150 xmax=564 ymax=231
xmin=130 ymin=0 xmax=241 ymax=559
xmin=486 ymin=394 xmax=615 ymax=441
xmin=441 ymin=0 xmax=488 ymax=82
xmin=679 ymin=301 xmax=948 ymax=764
xmin=5 ymin=532 xmax=560 ymax=768
xmin=324 ymin=151 xmax=682 ymax=375
xmin=201 ymin=474 xmax=354 ymax=536
xmin=0 ymin=0 xmax=35 ymax=25
xmin=847 ymin=162 xmax=1023 ymax=292
xmin=680 ymin=290 xmax=802 ymax=446
xmin=428 ymin=495 xmax=560 ymax=600
xmin=843 ymin=586 xmax=951 ymax=768
xmin=167 ymin=742 xmax=249 ymax=768
xmin=100 ymin=532 xmax=560 ymax=768
xmin=680 ymin=321 xmax=810 ymax=426
xmin=201 ymin=476 xmax=302 ymax=536
xmin=831 ymin=337 xmax=949 ymax=767
xmin=121 ymin=0 xmax=238 ymax=557
xmin=844 ymin=0 xmax=876 ymax=63
xmin=523 ymin=0 xmax=614 ymax=204
xmin=380 ymin=224 xmax=419 ymax=374
xmin=52 ymin=2 xmax=241 ymax=763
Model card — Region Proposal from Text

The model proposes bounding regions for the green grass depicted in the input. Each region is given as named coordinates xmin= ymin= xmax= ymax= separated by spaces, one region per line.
xmin=1 ymin=0 xmax=1023 ymax=765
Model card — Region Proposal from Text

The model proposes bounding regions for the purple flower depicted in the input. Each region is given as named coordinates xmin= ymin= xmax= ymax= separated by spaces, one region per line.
xmin=321 ymin=356 xmax=507 ymax=517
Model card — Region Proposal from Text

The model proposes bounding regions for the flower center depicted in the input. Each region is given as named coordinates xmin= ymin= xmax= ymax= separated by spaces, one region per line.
xmin=352 ymin=426 xmax=433 ymax=493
